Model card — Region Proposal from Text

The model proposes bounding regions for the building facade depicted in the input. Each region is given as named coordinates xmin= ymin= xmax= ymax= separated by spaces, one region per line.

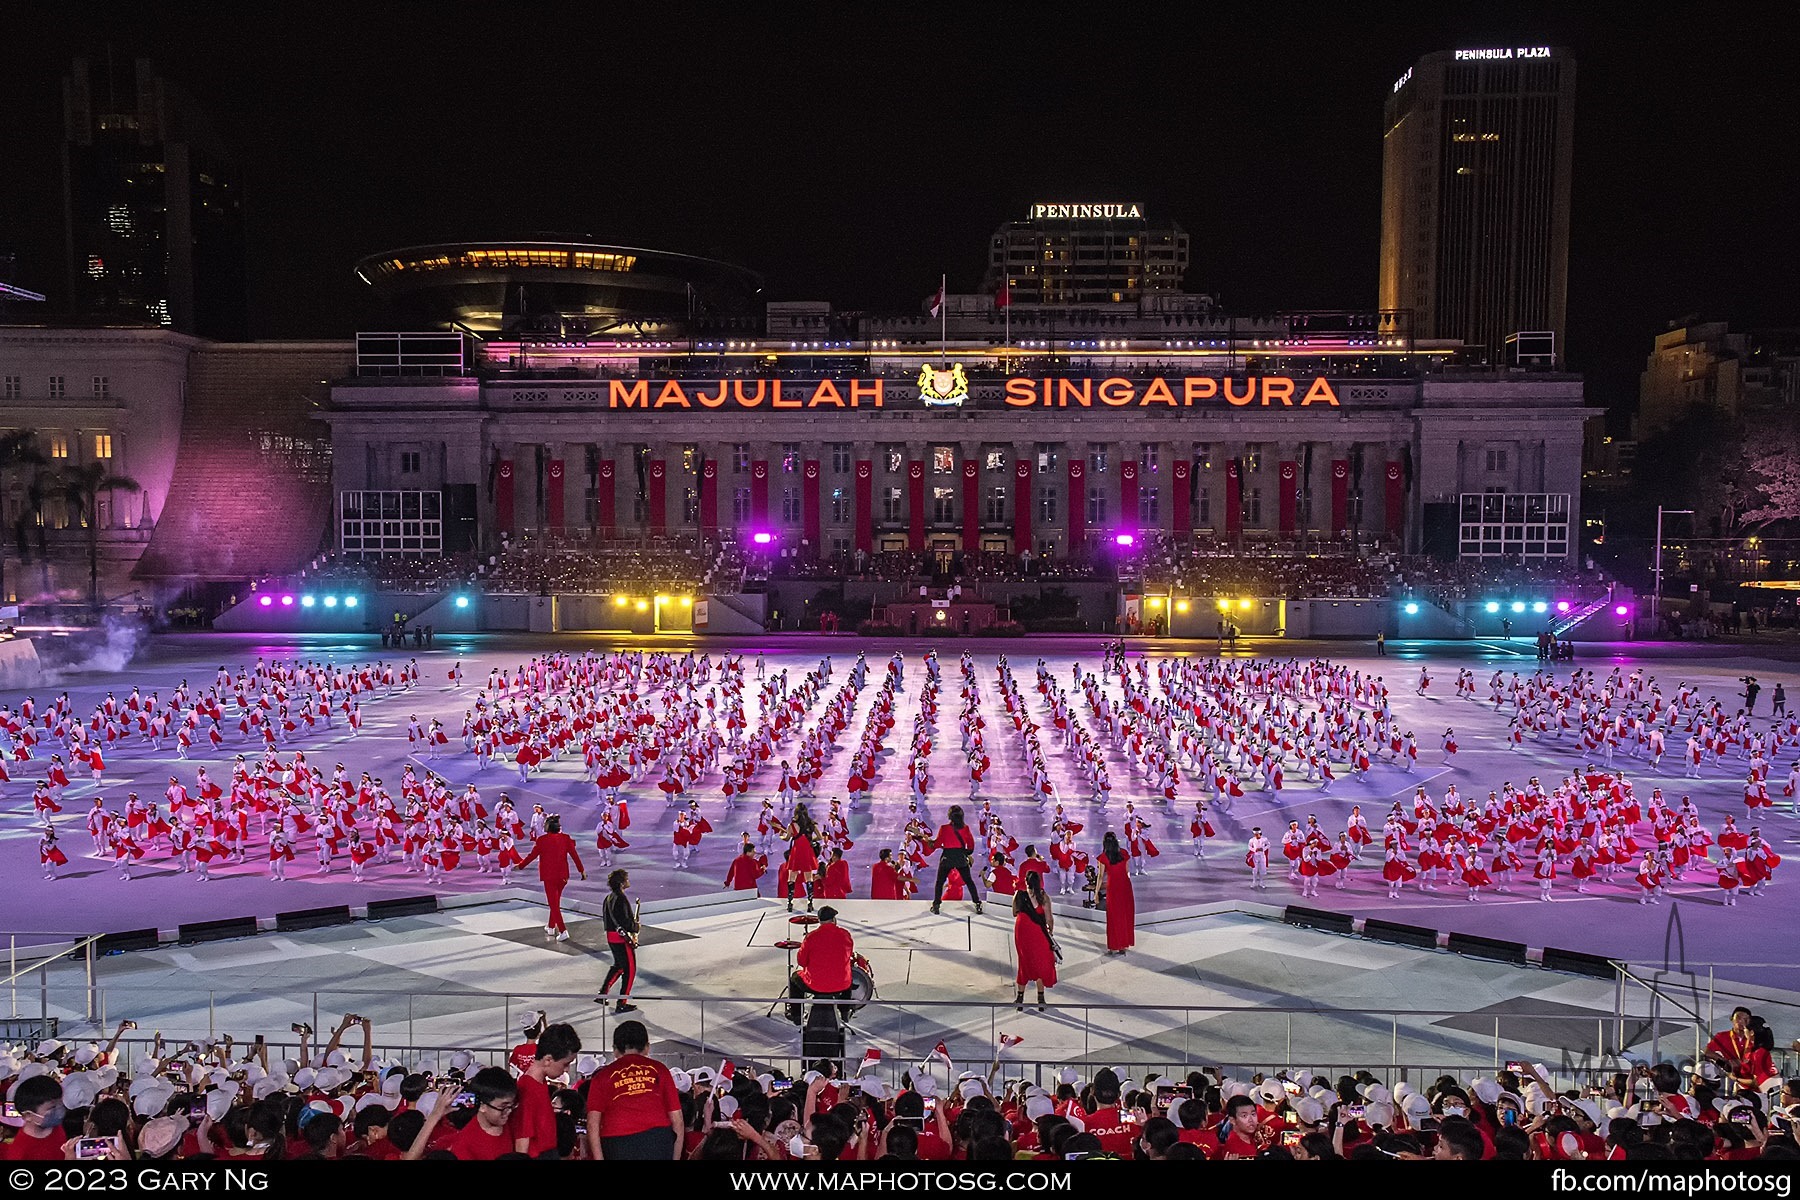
xmin=322 ymin=312 xmax=1591 ymax=567
xmin=1381 ymin=47 xmax=1576 ymax=365
xmin=1637 ymin=320 xmax=1800 ymax=438
xmin=988 ymin=203 xmax=1190 ymax=305
xmin=61 ymin=54 xmax=248 ymax=339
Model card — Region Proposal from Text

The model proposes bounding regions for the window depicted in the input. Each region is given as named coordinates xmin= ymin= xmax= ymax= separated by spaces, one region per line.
xmin=93 ymin=434 xmax=114 ymax=460
xmin=1139 ymin=486 xmax=1160 ymax=524
xmin=1244 ymin=444 xmax=1263 ymax=473
xmin=632 ymin=495 xmax=649 ymax=523
xmin=831 ymin=443 xmax=852 ymax=473
xmin=781 ymin=443 xmax=800 ymax=473
xmin=92 ymin=376 xmax=109 ymax=399
xmin=781 ymin=488 xmax=801 ymax=523
xmin=583 ymin=446 xmax=602 ymax=524
xmin=830 ymin=488 xmax=851 ymax=523
xmin=338 ymin=490 xmax=443 ymax=557
xmin=1087 ymin=487 xmax=1108 ymax=525
xmin=3 ymin=376 xmax=19 ymax=400
xmin=48 ymin=434 xmax=69 ymax=459
xmin=682 ymin=487 xmax=698 ymax=523
xmin=399 ymin=451 xmax=420 ymax=474
xmin=932 ymin=485 xmax=955 ymax=522
xmin=1139 ymin=442 xmax=1159 ymax=473
xmin=1248 ymin=488 xmax=1263 ymax=524
xmin=681 ymin=445 xmax=696 ymax=474
xmin=1195 ymin=443 xmax=1212 ymax=470
xmin=932 ymin=445 xmax=955 ymax=474
xmin=1035 ymin=443 xmax=1059 ymax=472
xmin=984 ymin=446 xmax=1007 ymax=471
xmin=1197 ymin=486 xmax=1210 ymax=526
xmin=1087 ymin=443 xmax=1109 ymax=474
xmin=985 ymin=486 xmax=1007 ymax=523
xmin=885 ymin=446 xmax=905 ymax=474
xmin=1485 ymin=448 xmax=1509 ymax=472
xmin=831 ymin=536 xmax=850 ymax=558
xmin=48 ymin=376 xmax=65 ymax=400
xmin=731 ymin=487 xmax=752 ymax=523
xmin=732 ymin=444 xmax=750 ymax=473
xmin=882 ymin=486 xmax=903 ymax=521
xmin=1037 ymin=486 xmax=1058 ymax=523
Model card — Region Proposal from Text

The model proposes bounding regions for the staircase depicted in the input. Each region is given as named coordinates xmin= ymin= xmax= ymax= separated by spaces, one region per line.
xmin=134 ymin=342 xmax=353 ymax=582
xmin=1549 ymin=593 xmax=1615 ymax=638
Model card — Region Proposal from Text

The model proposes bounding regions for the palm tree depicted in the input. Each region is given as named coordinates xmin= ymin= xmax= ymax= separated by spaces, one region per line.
xmin=57 ymin=461 xmax=142 ymax=609
xmin=0 ymin=431 xmax=45 ymax=606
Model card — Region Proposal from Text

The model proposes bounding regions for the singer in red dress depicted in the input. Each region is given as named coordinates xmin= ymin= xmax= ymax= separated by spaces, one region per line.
xmin=1011 ymin=871 xmax=1057 ymax=1010
xmin=1097 ymin=831 xmax=1135 ymax=954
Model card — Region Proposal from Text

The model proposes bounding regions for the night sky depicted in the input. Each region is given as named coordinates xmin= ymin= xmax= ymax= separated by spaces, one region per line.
xmin=3 ymin=4 xmax=1797 ymax=420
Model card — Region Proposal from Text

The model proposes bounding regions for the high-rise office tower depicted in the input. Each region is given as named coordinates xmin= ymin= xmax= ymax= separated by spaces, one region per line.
xmin=61 ymin=52 xmax=248 ymax=339
xmin=1380 ymin=47 xmax=1575 ymax=364
xmin=989 ymin=203 xmax=1189 ymax=305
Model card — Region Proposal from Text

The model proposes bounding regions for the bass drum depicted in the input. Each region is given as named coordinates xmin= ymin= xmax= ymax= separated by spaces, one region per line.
xmin=846 ymin=957 xmax=878 ymax=1015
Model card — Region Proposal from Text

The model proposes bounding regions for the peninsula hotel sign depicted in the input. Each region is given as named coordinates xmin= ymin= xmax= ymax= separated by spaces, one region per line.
xmin=1027 ymin=201 xmax=1145 ymax=219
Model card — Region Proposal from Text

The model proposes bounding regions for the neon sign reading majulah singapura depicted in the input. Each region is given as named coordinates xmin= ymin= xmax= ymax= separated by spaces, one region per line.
xmin=600 ymin=376 xmax=1342 ymax=410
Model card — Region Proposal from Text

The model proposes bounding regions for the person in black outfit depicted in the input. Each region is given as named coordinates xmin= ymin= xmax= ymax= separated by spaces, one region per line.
xmin=595 ymin=869 xmax=640 ymax=1013
xmin=929 ymin=805 xmax=983 ymax=915
xmin=1773 ymin=683 xmax=1787 ymax=717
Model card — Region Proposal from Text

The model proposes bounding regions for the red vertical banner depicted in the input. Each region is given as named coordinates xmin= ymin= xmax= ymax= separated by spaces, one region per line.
xmin=1012 ymin=459 xmax=1033 ymax=554
xmin=907 ymin=460 xmax=925 ymax=551
xmin=1225 ymin=460 xmax=1242 ymax=539
xmin=750 ymin=461 xmax=769 ymax=528
xmin=1120 ymin=459 xmax=1139 ymax=533
xmin=1172 ymin=460 xmax=1192 ymax=538
xmin=596 ymin=460 xmax=614 ymax=537
xmin=1330 ymin=459 xmax=1349 ymax=535
xmin=648 ymin=460 xmax=667 ymax=534
xmin=1278 ymin=460 xmax=1298 ymax=538
xmin=854 ymin=460 xmax=873 ymax=553
xmin=802 ymin=460 xmax=822 ymax=556
xmin=1385 ymin=461 xmax=1405 ymax=538
xmin=495 ymin=459 xmax=515 ymax=535
xmin=1066 ymin=459 xmax=1086 ymax=548
xmin=961 ymin=460 xmax=980 ymax=553
xmin=546 ymin=459 xmax=565 ymax=534
xmin=699 ymin=461 xmax=718 ymax=538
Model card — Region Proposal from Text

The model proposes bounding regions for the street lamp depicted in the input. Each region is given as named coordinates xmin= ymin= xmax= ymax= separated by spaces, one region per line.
xmin=1653 ymin=507 xmax=1694 ymax=629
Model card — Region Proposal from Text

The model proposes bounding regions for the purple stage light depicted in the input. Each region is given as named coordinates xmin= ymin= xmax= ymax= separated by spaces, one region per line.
xmin=1556 ymin=600 xmax=1571 ymax=613
xmin=280 ymin=595 xmax=295 ymax=606
xmin=1114 ymin=532 xmax=1136 ymax=547
xmin=1615 ymin=605 xmax=1629 ymax=616
xmin=752 ymin=531 xmax=773 ymax=545
xmin=258 ymin=596 xmax=273 ymax=607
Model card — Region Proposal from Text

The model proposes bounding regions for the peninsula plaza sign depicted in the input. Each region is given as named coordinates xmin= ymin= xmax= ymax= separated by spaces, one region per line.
xmin=1027 ymin=202 xmax=1144 ymax=219
xmin=600 ymin=374 xmax=1343 ymax=410
xmin=1455 ymin=46 xmax=1551 ymax=60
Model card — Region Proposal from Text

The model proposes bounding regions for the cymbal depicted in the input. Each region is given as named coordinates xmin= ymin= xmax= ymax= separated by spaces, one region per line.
xmin=772 ymin=939 xmax=804 ymax=949
xmin=788 ymin=914 xmax=820 ymax=926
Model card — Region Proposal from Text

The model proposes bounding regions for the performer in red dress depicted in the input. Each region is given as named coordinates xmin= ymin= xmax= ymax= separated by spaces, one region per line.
xmin=1011 ymin=871 xmax=1057 ymax=1010
xmin=1097 ymin=831 xmax=1135 ymax=954
xmin=776 ymin=804 xmax=822 ymax=912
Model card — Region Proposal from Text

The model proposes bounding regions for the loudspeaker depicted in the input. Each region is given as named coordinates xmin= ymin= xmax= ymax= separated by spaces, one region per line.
xmin=443 ymin=484 xmax=478 ymax=553
xmin=177 ymin=916 xmax=258 ymax=945
xmin=276 ymin=905 xmax=353 ymax=933
xmin=1447 ymin=932 xmax=1528 ymax=965
xmin=98 ymin=928 xmax=161 ymax=955
xmin=1282 ymin=905 xmax=1355 ymax=936
xmin=367 ymin=895 xmax=439 ymax=921
xmin=1543 ymin=946 xmax=1616 ymax=979
xmin=1362 ymin=918 xmax=1438 ymax=950
xmin=1421 ymin=502 xmax=1458 ymax=562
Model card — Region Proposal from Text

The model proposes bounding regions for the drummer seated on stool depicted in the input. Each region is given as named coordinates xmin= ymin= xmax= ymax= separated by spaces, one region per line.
xmin=786 ymin=906 xmax=854 ymax=1026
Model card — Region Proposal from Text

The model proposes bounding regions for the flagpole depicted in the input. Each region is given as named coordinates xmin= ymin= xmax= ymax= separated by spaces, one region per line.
xmin=940 ymin=272 xmax=947 ymax=367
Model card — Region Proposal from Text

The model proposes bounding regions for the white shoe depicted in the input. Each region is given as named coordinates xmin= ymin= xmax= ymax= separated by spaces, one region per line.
xmin=556 ymin=930 xmax=570 ymax=942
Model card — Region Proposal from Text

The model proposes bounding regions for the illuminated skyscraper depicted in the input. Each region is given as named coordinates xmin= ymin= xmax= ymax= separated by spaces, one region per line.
xmin=61 ymin=52 xmax=247 ymax=338
xmin=1380 ymin=47 xmax=1575 ymax=364
xmin=989 ymin=203 xmax=1189 ymax=306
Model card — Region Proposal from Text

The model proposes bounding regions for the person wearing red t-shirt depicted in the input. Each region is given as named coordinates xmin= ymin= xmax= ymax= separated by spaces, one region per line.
xmin=510 ymin=1022 xmax=581 ymax=1157
xmin=516 ymin=813 xmax=585 ymax=940
xmin=1218 ymin=1095 xmax=1274 ymax=1158
xmin=586 ymin=1020 xmax=684 ymax=1161
xmin=1081 ymin=1069 xmax=1137 ymax=1156
xmin=509 ymin=1010 xmax=547 ymax=1075
xmin=1704 ymin=1007 xmax=1777 ymax=1090
xmin=929 ymin=807 xmax=983 ymax=915
xmin=406 ymin=1070 xmax=521 ymax=1160
xmin=723 ymin=837 xmax=767 ymax=893
xmin=786 ymin=906 xmax=854 ymax=1025
xmin=870 ymin=848 xmax=904 ymax=899
xmin=1 ymin=1076 xmax=69 ymax=1161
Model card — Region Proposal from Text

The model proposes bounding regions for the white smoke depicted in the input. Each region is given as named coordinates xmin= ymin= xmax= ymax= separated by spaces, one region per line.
xmin=40 ymin=615 xmax=148 ymax=680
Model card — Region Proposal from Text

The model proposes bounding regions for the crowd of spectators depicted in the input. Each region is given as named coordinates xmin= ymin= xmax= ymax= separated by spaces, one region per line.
xmin=4 ymin=1008 xmax=1798 ymax=1163
xmin=281 ymin=540 xmax=739 ymax=598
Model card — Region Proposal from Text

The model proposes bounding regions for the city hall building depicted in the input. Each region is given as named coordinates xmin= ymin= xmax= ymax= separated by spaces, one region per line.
xmin=324 ymin=226 xmax=1592 ymax=568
